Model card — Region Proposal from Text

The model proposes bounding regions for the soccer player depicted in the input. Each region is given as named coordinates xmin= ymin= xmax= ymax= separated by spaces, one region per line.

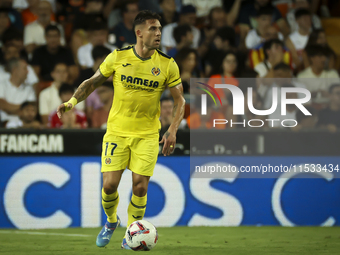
xmin=57 ymin=11 xmax=185 ymax=249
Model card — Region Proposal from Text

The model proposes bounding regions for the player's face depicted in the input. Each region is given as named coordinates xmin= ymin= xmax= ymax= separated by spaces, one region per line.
xmin=142 ymin=19 xmax=162 ymax=49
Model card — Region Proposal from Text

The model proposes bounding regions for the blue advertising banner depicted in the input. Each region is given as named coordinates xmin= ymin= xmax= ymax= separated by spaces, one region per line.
xmin=0 ymin=156 xmax=339 ymax=229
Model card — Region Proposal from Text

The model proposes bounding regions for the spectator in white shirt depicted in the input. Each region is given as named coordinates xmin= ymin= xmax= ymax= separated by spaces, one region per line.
xmin=77 ymin=21 xmax=116 ymax=69
xmin=286 ymin=8 xmax=312 ymax=69
xmin=246 ymin=6 xmax=284 ymax=49
xmin=6 ymin=101 xmax=41 ymax=129
xmin=0 ymin=42 xmax=38 ymax=86
xmin=24 ymin=0 xmax=66 ymax=55
xmin=297 ymin=45 xmax=340 ymax=103
xmin=286 ymin=0 xmax=322 ymax=33
xmin=39 ymin=63 xmax=85 ymax=126
xmin=161 ymin=5 xmax=201 ymax=54
xmin=0 ymin=58 xmax=36 ymax=125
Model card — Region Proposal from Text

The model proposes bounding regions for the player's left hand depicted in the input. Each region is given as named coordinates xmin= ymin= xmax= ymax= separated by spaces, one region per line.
xmin=159 ymin=130 xmax=176 ymax=156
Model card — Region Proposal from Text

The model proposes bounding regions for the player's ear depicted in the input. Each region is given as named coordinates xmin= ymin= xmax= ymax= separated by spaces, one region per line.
xmin=135 ymin=24 xmax=144 ymax=39
xmin=136 ymin=28 xmax=143 ymax=39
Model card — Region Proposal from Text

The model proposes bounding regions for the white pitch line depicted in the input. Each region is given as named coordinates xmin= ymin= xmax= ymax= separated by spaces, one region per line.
xmin=0 ymin=230 xmax=93 ymax=237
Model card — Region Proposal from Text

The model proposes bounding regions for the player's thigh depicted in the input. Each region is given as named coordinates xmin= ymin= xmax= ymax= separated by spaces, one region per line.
xmin=129 ymin=137 xmax=159 ymax=177
xmin=101 ymin=136 xmax=130 ymax=173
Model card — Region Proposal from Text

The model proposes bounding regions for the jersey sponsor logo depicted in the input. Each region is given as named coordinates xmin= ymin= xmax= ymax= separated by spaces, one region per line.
xmin=105 ymin=158 xmax=111 ymax=164
xmin=122 ymin=63 xmax=131 ymax=67
xmin=151 ymin=67 xmax=160 ymax=76
xmin=121 ymin=75 xmax=159 ymax=88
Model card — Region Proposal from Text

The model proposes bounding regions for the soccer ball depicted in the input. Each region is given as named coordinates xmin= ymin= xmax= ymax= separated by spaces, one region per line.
xmin=125 ymin=220 xmax=158 ymax=251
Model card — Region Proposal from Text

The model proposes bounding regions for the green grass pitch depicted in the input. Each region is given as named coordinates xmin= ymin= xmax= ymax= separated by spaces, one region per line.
xmin=0 ymin=226 xmax=339 ymax=255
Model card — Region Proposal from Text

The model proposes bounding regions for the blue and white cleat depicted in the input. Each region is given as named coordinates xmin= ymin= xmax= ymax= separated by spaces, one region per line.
xmin=96 ymin=216 xmax=121 ymax=247
xmin=121 ymin=237 xmax=132 ymax=250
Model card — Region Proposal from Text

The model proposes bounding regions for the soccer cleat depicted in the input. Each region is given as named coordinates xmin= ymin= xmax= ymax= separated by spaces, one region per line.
xmin=96 ymin=216 xmax=120 ymax=247
xmin=121 ymin=237 xmax=132 ymax=250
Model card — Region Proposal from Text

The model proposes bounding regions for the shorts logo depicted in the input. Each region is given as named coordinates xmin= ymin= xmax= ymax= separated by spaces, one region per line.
xmin=105 ymin=158 xmax=111 ymax=164
xmin=151 ymin=67 xmax=160 ymax=76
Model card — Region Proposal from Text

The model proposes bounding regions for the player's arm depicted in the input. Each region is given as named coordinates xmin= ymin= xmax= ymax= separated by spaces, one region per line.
xmin=160 ymin=84 xmax=185 ymax=156
xmin=57 ymin=69 xmax=108 ymax=118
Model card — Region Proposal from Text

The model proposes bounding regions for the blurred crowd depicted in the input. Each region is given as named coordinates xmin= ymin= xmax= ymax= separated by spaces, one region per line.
xmin=0 ymin=0 xmax=340 ymax=132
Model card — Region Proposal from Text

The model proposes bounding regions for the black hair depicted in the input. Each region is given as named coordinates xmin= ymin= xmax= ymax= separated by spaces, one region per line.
xmin=0 ymin=8 xmax=9 ymax=15
xmin=45 ymin=24 xmax=60 ymax=36
xmin=173 ymin=24 xmax=192 ymax=44
xmin=256 ymin=6 xmax=274 ymax=17
xmin=305 ymin=44 xmax=327 ymax=57
xmin=92 ymin=45 xmax=111 ymax=61
xmin=295 ymin=8 xmax=311 ymax=19
xmin=20 ymin=101 xmax=37 ymax=110
xmin=87 ymin=21 xmax=108 ymax=32
xmin=133 ymin=10 xmax=161 ymax=31
xmin=59 ymin=83 xmax=74 ymax=97
xmin=329 ymin=83 xmax=340 ymax=94
xmin=215 ymin=26 xmax=236 ymax=47
xmin=214 ymin=50 xmax=238 ymax=75
xmin=174 ymin=47 xmax=198 ymax=72
xmin=273 ymin=62 xmax=291 ymax=71
xmin=263 ymin=38 xmax=283 ymax=60
xmin=306 ymin=28 xmax=325 ymax=46
xmin=2 ymin=28 xmax=23 ymax=45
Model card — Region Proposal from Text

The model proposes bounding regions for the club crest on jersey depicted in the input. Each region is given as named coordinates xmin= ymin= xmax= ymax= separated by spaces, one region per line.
xmin=105 ymin=158 xmax=111 ymax=164
xmin=151 ymin=67 xmax=160 ymax=76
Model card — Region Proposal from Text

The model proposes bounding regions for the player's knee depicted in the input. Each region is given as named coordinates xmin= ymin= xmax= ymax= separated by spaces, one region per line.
xmin=132 ymin=183 xmax=147 ymax=197
xmin=103 ymin=183 xmax=118 ymax=195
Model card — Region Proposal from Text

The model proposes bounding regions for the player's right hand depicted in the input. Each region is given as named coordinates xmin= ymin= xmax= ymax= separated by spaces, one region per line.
xmin=56 ymin=102 xmax=73 ymax=119
xmin=57 ymin=97 xmax=78 ymax=119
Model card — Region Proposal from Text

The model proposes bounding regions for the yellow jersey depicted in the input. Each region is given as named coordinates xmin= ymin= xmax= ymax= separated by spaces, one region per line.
xmin=99 ymin=45 xmax=182 ymax=138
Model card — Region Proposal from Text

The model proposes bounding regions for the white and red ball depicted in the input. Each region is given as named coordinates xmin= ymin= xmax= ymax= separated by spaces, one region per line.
xmin=125 ymin=220 xmax=158 ymax=251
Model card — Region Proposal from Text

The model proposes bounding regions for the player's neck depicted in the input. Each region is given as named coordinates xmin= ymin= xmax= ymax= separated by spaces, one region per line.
xmin=134 ymin=43 xmax=155 ymax=59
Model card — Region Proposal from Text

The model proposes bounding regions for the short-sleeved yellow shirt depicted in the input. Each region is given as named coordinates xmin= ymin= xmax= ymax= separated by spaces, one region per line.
xmin=99 ymin=45 xmax=181 ymax=138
